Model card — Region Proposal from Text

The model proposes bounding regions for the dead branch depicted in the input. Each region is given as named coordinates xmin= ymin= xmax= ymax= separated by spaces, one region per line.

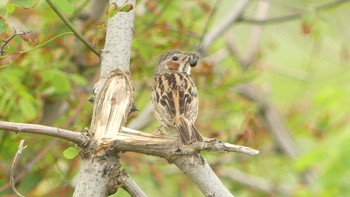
xmin=0 ymin=121 xmax=88 ymax=146
xmin=10 ymin=140 xmax=26 ymax=197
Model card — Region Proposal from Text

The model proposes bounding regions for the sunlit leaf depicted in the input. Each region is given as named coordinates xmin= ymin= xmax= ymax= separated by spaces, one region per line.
xmin=63 ymin=147 xmax=79 ymax=159
xmin=0 ymin=91 xmax=12 ymax=116
xmin=120 ymin=3 xmax=133 ymax=12
xmin=19 ymin=98 xmax=37 ymax=120
xmin=9 ymin=0 xmax=39 ymax=9
xmin=0 ymin=16 xmax=7 ymax=35
xmin=41 ymin=70 xmax=71 ymax=96
xmin=6 ymin=3 xmax=16 ymax=13
xmin=52 ymin=0 xmax=74 ymax=15
xmin=106 ymin=3 xmax=119 ymax=20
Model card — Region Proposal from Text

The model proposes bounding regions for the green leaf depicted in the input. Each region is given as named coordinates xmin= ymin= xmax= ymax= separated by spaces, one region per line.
xmin=0 ymin=16 xmax=7 ymax=35
xmin=52 ymin=0 xmax=74 ymax=15
xmin=70 ymin=74 xmax=88 ymax=86
xmin=106 ymin=3 xmax=119 ymax=20
xmin=119 ymin=3 xmax=133 ymax=12
xmin=19 ymin=173 xmax=43 ymax=193
xmin=6 ymin=3 xmax=16 ymax=13
xmin=63 ymin=147 xmax=79 ymax=159
xmin=9 ymin=0 xmax=39 ymax=9
xmin=19 ymin=98 xmax=37 ymax=121
xmin=41 ymin=70 xmax=71 ymax=96
xmin=0 ymin=91 xmax=12 ymax=115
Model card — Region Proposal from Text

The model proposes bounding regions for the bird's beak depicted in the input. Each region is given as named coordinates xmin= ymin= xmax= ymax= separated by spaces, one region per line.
xmin=183 ymin=53 xmax=199 ymax=75
xmin=189 ymin=53 xmax=199 ymax=67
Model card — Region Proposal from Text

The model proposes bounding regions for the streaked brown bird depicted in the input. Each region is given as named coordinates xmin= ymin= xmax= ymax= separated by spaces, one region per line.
xmin=152 ymin=50 xmax=203 ymax=144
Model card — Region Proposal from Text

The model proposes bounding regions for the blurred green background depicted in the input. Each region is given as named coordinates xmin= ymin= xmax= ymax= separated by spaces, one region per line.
xmin=1 ymin=0 xmax=350 ymax=196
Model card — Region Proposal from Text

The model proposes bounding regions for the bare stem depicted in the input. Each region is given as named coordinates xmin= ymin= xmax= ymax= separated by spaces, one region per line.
xmin=10 ymin=140 xmax=27 ymax=197
xmin=45 ymin=0 xmax=100 ymax=56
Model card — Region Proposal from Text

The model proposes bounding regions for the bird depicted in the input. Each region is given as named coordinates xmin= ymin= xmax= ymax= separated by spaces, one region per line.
xmin=152 ymin=50 xmax=203 ymax=145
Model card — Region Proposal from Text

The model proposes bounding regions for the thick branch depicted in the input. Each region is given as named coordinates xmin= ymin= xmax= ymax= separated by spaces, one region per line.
xmin=0 ymin=121 xmax=88 ymax=146
xmin=100 ymin=0 xmax=135 ymax=77
xmin=102 ymin=130 xmax=259 ymax=158
xmin=100 ymin=130 xmax=258 ymax=196
xmin=118 ymin=170 xmax=147 ymax=197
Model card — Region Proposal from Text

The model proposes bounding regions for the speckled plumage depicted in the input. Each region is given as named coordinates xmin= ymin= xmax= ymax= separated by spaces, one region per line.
xmin=152 ymin=50 xmax=203 ymax=144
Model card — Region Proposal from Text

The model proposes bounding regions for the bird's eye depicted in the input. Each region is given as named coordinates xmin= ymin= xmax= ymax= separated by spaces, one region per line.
xmin=172 ymin=56 xmax=178 ymax=61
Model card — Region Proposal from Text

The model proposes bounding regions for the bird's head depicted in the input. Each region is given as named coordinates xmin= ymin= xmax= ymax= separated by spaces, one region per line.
xmin=155 ymin=50 xmax=199 ymax=75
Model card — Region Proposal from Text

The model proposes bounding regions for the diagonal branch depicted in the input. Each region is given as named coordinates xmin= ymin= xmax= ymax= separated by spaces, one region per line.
xmin=45 ymin=0 xmax=100 ymax=56
xmin=198 ymin=0 xmax=250 ymax=52
xmin=117 ymin=170 xmax=147 ymax=197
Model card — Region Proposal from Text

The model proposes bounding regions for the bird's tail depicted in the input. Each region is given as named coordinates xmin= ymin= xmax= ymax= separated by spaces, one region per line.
xmin=175 ymin=117 xmax=203 ymax=145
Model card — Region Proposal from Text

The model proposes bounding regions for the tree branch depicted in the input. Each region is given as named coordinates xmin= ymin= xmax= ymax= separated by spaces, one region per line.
xmin=238 ymin=0 xmax=350 ymax=25
xmin=0 ymin=121 xmax=88 ymax=146
xmin=118 ymin=170 xmax=147 ymax=197
xmin=45 ymin=0 xmax=100 ymax=56
xmin=99 ymin=0 xmax=135 ymax=77
xmin=198 ymin=0 xmax=250 ymax=52
xmin=102 ymin=130 xmax=259 ymax=158
xmin=74 ymin=0 xmax=139 ymax=196
xmin=99 ymin=131 xmax=258 ymax=197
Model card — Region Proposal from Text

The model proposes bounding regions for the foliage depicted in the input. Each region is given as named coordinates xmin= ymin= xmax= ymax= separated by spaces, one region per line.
xmin=1 ymin=0 xmax=350 ymax=196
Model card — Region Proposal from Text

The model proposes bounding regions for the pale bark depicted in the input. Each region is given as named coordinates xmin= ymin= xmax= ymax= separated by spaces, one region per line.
xmin=100 ymin=0 xmax=135 ymax=76
xmin=73 ymin=0 xmax=136 ymax=196
xmin=173 ymin=155 xmax=233 ymax=197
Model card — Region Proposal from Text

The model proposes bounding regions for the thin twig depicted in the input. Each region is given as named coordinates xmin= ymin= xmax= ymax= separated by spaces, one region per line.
xmin=0 ymin=139 xmax=58 ymax=193
xmin=10 ymin=140 xmax=27 ymax=197
xmin=0 ymin=30 xmax=30 ymax=56
xmin=45 ymin=0 xmax=100 ymax=56
xmin=238 ymin=0 xmax=350 ymax=25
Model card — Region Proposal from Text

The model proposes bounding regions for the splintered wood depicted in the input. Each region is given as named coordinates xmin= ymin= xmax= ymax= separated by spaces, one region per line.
xmin=90 ymin=69 xmax=134 ymax=140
